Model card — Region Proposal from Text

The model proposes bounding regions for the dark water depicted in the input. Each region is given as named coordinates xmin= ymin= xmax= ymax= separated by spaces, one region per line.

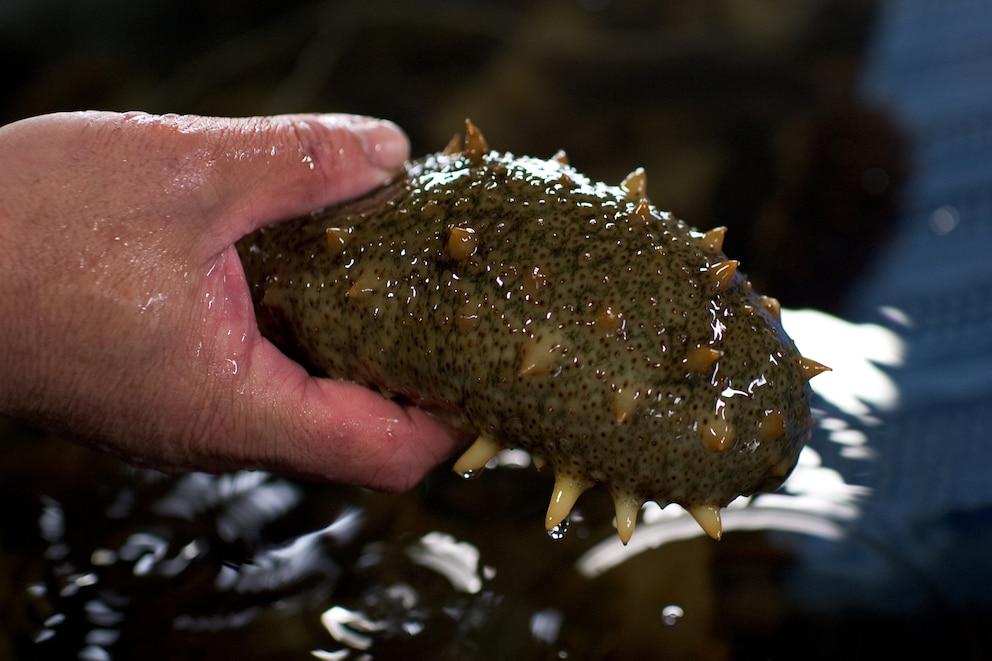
xmin=0 ymin=412 xmax=947 ymax=661
xmin=3 ymin=0 xmax=992 ymax=658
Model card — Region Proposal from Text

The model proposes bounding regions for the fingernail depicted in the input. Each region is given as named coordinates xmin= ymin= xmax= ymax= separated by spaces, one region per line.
xmin=323 ymin=114 xmax=410 ymax=172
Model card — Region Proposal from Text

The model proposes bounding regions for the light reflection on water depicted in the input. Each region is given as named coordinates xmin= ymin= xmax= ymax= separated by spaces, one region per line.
xmin=406 ymin=532 xmax=485 ymax=594
xmin=781 ymin=308 xmax=906 ymax=423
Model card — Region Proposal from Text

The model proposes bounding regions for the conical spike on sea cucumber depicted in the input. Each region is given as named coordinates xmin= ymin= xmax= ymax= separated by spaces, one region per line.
xmin=463 ymin=119 xmax=489 ymax=163
xmin=446 ymin=226 xmax=478 ymax=261
xmin=706 ymin=260 xmax=739 ymax=292
xmin=757 ymin=411 xmax=786 ymax=443
xmin=683 ymin=346 xmax=723 ymax=374
xmin=593 ymin=305 xmax=624 ymax=337
xmin=519 ymin=265 xmax=548 ymax=299
xmin=701 ymin=226 xmax=727 ymax=253
xmin=770 ymin=455 xmax=796 ymax=478
xmin=259 ymin=283 xmax=290 ymax=311
xmin=442 ymin=133 xmax=463 ymax=155
xmin=551 ymin=149 xmax=569 ymax=165
xmin=798 ymin=356 xmax=831 ymax=380
xmin=546 ymin=473 xmax=595 ymax=532
xmin=452 ymin=433 xmax=503 ymax=477
xmin=346 ymin=271 xmax=381 ymax=301
xmin=612 ymin=386 xmax=640 ymax=423
xmin=631 ymin=198 xmax=654 ymax=224
xmin=760 ymin=294 xmax=782 ymax=322
xmin=325 ymin=227 xmax=351 ymax=258
xmin=620 ymin=167 xmax=647 ymax=200
xmin=612 ymin=492 xmax=642 ymax=545
xmin=686 ymin=504 xmax=723 ymax=540
xmin=518 ymin=333 xmax=562 ymax=376
xmin=700 ymin=418 xmax=735 ymax=452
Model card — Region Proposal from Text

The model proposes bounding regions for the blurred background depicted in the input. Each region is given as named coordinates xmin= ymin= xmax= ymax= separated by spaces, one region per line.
xmin=2 ymin=0 xmax=991 ymax=659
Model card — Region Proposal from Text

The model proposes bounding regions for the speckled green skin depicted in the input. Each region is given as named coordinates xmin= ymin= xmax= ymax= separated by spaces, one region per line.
xmin=237 ymin=143 xmax=813 ymax=515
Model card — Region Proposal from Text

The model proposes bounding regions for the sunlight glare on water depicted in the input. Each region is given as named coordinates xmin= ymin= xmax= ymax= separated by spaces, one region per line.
xmin=781 ymin=308 xmax=906 ymax=422
xmin=406 ymin=531 xmax=484 ymax=594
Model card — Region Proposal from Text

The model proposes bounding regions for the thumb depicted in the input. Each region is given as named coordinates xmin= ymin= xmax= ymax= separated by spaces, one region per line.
xmin=210 ymin=113 xmax=410 ymax=239
xmin=104 ymin=112 xmax=409 ymax=247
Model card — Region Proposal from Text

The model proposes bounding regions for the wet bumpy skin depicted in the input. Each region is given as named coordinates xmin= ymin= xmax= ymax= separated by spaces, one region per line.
xmin=237 ymin=122 xmax=828 ymax=544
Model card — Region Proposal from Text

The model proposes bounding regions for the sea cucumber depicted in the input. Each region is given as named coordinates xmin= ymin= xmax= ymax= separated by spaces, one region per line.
xmin=237 ymin=121 xmax=827 ymax=543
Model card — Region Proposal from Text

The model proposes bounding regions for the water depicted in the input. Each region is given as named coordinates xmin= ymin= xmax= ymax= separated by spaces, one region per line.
xmin=547 ymin=518 xmax=569 ymax=541
xmin=660 ymin=605 xmax=683 ymax=627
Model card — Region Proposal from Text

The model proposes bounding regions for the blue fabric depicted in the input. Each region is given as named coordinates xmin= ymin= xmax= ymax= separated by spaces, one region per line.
xmin=790 ymin=0 xmax=992 ymax=610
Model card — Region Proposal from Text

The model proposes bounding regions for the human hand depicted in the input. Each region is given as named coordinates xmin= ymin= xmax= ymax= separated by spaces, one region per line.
xmin=0 ymin=111 xmax=469 ymax=491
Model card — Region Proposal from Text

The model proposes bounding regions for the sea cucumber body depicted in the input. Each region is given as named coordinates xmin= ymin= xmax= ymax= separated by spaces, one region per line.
xmin=238 ymin=131 xmax=816 ymax=540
